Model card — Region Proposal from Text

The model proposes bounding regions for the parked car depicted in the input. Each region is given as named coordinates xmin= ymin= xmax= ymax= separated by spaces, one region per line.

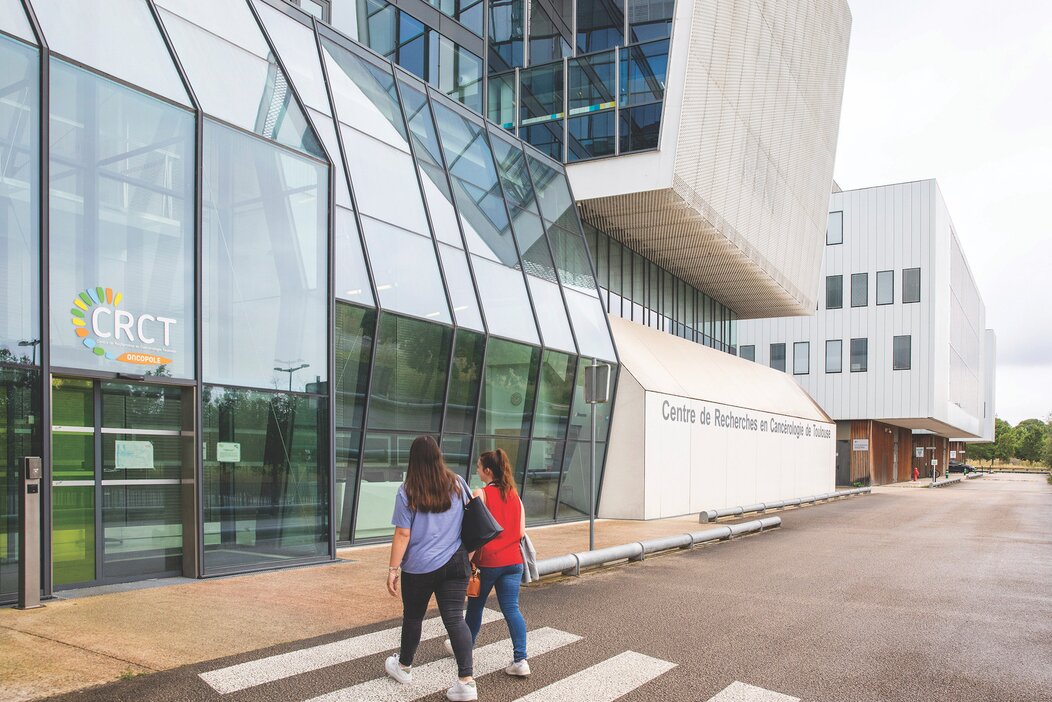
xmin=948 ymin=460 xmax=975 ymax=474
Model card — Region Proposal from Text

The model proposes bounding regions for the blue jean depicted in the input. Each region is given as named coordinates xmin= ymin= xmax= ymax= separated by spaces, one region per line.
xmin=465 ymin=563 xmax=527 ymax=662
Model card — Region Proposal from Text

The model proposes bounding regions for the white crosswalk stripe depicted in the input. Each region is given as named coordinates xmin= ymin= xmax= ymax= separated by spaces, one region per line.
xmin=706 ymin=681 xmax=800 ymax=702
xmin=511 ymin=650 xmax=676 ymax=702
xmin=304 ymin=627 xmax=583 ymax=702
xmin=199 ymin=609 xmax=503 ymax=694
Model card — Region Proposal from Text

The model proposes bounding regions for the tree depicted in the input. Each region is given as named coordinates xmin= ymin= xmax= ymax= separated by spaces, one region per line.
xmin=1044 ymin=418 xmax=1052 ymax=470
xmin=1014 ymin=419 xmax=1048 ymax=464
xmin=969 ymin=440 xmax=995 ymax=466
xmin=992 ymin=418 xmax=1016 ymax=463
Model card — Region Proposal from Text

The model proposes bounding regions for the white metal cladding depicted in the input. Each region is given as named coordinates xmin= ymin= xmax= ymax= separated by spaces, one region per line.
xmin=570 ymin=0 xmax=851 ymax=320
xmin=736 ymin=180 xmax=996 ymax=441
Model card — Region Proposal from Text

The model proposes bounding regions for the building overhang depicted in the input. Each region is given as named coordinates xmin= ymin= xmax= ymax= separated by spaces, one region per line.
xmin=879 ymin=417 xmax=985 ymax=440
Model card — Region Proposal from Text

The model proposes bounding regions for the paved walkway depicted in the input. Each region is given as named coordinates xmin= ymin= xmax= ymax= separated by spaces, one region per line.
xmin=0 ymin=507 xmax=809 ymax=701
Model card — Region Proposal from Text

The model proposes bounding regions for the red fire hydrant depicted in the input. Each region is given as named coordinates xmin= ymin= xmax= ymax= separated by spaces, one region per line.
xmin=912 ymin=466 xmax=919 ymax=481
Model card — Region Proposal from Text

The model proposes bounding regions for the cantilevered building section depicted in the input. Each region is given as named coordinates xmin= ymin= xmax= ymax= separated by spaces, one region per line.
xmin=569 ymin=0 xmax=853 ymax=319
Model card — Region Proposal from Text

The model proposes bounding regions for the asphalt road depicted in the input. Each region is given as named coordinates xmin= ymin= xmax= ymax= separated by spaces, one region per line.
xmin=48 ymin=474 xmax=1052 ymax=702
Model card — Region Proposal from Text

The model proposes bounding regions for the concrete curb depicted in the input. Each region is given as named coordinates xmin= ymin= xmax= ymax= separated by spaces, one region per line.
xmin=534 ymin=516 xmax=781 ymax=579
xmin=928 ymin=476 xmax=964 ymax=487
xmin=698 ymin=487 xmax=871 ymax=523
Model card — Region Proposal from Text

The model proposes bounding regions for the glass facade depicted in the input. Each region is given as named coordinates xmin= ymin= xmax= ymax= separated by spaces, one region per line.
xmin=0 ymin=0 xmax=619 ymax=601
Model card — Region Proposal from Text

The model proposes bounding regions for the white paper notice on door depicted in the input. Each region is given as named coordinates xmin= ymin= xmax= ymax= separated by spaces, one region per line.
xmin=216 ymin=442 xmax=241 ymax=463
xmin=115 ymin=440 xmax=155 ymax=470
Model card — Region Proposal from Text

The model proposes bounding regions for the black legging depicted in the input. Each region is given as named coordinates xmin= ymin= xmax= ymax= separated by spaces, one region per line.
xmin=399 ymin=548 xmax=473 ymax=678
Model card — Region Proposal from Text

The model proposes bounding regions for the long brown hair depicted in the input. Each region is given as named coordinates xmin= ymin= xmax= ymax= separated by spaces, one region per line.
xmin=479 ymin=448 xmax=517 ymax=500
xmin=404 ymin=435 xmax=462 ymax=513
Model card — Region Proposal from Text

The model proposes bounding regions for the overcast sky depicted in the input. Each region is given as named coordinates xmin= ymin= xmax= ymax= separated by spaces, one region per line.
xmin=832 ymin=0 xmax=1052 ymax=425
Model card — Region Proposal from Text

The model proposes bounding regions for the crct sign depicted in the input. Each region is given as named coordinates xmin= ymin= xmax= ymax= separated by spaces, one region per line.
xmin=70 ymin=286 xmax=177 ymax=366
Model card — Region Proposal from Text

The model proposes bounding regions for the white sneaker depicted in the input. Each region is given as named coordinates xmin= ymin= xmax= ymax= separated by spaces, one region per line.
xmin=446 ymin=679 xmax=478 ymax=701
xmin=505 ymin=659 xmax=531 ymax=677
xmin=384 ymin=654 xmax=412 ymax=684
xmin=443 ymin=638 xmax=455 ymax=656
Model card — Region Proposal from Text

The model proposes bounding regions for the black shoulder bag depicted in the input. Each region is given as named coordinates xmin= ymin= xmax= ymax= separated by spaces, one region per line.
xmin=460 ymin=482 xmax=503 ymax=552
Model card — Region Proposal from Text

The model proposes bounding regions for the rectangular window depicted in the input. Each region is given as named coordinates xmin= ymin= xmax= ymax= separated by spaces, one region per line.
xmin=877 ymin=270 xmax=894 ymax=305
xmin=851 ymin=272 xmax=868 ymax=307
xmin=825 ymin=339 xmax=842 ymax=373
xmin=770 ymin=343 xmax=786 ymax=372
xmin=827 ymin=211 xmax=843 ymax=245
xmin=793 ymin=342 xmax=809 ymax=375
xmin=850 ymin=338 xmax=868 ymax=372
xmin=826 ymin=275 xmax=843 ymax=309
xmin=740 ymin=345 xmax=755 ymax=362
xmin=894 ymin=335 xmax=912 ymax=370
xmin=903 ymin=267 xmax=921 ymax=303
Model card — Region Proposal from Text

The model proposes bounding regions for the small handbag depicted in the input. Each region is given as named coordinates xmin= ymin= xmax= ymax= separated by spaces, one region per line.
xmin=466 ymin=561 xmax=481 ymax=598
xmin=460 ymin=487 xmax=503 ymax=552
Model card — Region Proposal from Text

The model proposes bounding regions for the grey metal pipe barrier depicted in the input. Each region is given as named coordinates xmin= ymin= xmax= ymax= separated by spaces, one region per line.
xmin=699 ymin=486 xmax=871 ymax=523
xmin=536 ymin=516 xmax=781 ymax=578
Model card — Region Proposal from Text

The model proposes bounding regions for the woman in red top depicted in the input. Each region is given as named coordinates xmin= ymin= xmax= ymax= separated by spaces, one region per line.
xmin=464 ymin=449 xmax=530 ymax=677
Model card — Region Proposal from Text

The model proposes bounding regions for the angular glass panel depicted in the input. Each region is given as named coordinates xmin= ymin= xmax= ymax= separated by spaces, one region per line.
xmin=528 ymin=277 xmax=576 ymax=353
xmin=202 ymin=120 xmax=328 ymax=392
xmin=323 ymin=38 xmax=409 ymax=150
xmin=477 ymin=338 xmax=540 ymax=437
xmin=356 ymin=431 xmax=412 ymax=540
xmin=445 ymin=328 xmax=485 ymax=432
xmin=619 ymin=102 xmax=662 ymax=152
xmin=438 ymin=245 xmax=485 ymax=331
xmin=441 ymin=433 xmax=475 ymax=477
xmin=336 ymin=207 xmax=375 ymax=306
xmin=0 ymin=0 xmax=34 ymax=44
xmin=528 ymin=0 xmax=570 ymax=65
xmin=526 ymin=152 xmax=576 ymax=228
xmin=341 ymin=126 xmax=429 ymax=235
xmin=628 ymin=0 xmax=674 ymax=42
xmin=368 ymin=313 xmax=452 ymax=432
xmin=489 ymin=0 xmax=524 ymax=72
xmin=488 ymin=71 xmax=517 ymax=129
xmin=520 ymin=62 xmax=563 ymax=123
xmin=471 ymin=436 xmax=527 ymax=490
xmin=157 ymin=0 xmax=270 ymax=56
xmin=438 ymin=36 xmax=483 ymax=114
xmin=309 ymin=109 xmax=352 ymax=208
xmin=620 ymin=39 xmax=668 ymax=106
xmin=564 ymin=290 xmax=615 ymax=361
xmin=522 ymin=439 xmax=562 ymax=523
xmin=577 ymin=0 xmax=624 ymax=52
xmin=254 ymin=0 xmax=331 ymax=115
xmin=203 ymin=386 xmax=328 ymax=572
xmin=49 ymin=60 xmax=195 ymax=378
xmin=471 ymin=256 xmax=540 ymax=345
xmin=556 ymin=440 xmax=605 ymax=520
xmin=534 ymin=350 xmax=575 ymax=438
xmin=0 ymin=367 xmax=41 ymax=599
xmin=362 ymin=217 xmax=451 ymax=323
xmin=335 ymin=428 xmax=362 ymax=541
xmin=34 ymin=0 xmax=188 ymax=105
xmin=433 ymin=102 xmax=519 ymax=265
xmin=158 ymin=8 xmax=322 ymax=156
xmin=489 ymin=133 xmax=535 ymax=209
xmin=549 ymin=224 xmax=599 ymax=294
xmin=512 ymin=207 xmax=557 ymax=281
xmin=398 ymin=76 xmax=463 ymax=247
xmin=568 ymin=111 xmax=616 ymax=161
xmin=336 ymin=303 xmax=376 ymax=431
xmin=0 ymin=36 xmax=38 ymax=364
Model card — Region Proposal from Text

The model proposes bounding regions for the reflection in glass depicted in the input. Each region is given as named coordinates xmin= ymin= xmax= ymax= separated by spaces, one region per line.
xmin=254 ymin=0 xmax=331 ymax=114
xmin=568 ymin=358 xmax=614 ymax=442
xmin=527 ymin=0 xmax=570 ymax=65
xmin=619 ymin=103 xmax=662 ymax=153
xmin=342 ymin=125 xmax=429 ymax=235
xmin=335 ymin=303 xmax=376 ymax=431
xmin=528 ymin=277 xmax=576 ymax=353
xmin=512 ymin=208 xmax=557 ymax=281
xmin=534 ymin=351 xmax=576 ymax=438
xmin=577 ymin=0 xmax=624 ymax=52
xmin=526 ymin=153 xmax=575 ymax=228
xmin=472 ymin=436 xmax=527 ymax=490
xmin=520 ymin=122 xmax=562 ymax=162
xmin=488 ymin=0 xmax=524 ymax=72
xmin=445 ymin=329 xmax=486 ymax=433
xmin=489 ymin=133 xmax=535 ymax=209
xmin=0 ymin=36 xmax=38 ymax=365
xmin=620 ymin=39 xmax=669 ymax=106
xmin=335 ymin=429 xmax=362 ymax=541
xmin=548 ymin=224 xmax=599 ymax=293
xmin=426 ymin=0 xmax=484 ymax=35
xmin=335 ymin=207 xmax=375 ymax=306
xmin=556 ymin=440 xmax=606 ymax=519
xmin=0 ymin=367 xmax=40 ymax=599
xmin=488 ymin=71 xmax=517 ymax=129
xmin=628 ymin=0 xmax=674 ymax=42
xmin=367 ymin=313 xmax=452 ymax=433
xmin=0 ymin=0 xmax=34 ymax=44
xmin=34 ymin=0 xmax=189 ymax=106
xmin=310 ymin=110 xmax=353 ymax=208
xmin=158 ymin=9 xmax=322 ymax=157
xmin=202 ymin=120 xmax=328 ymax=392
xmin=520 ymin=62 xmax=563 ymax=123
xmin=438 ymin=245 xmax=486 ymax=331
xmin=203 ymin=386 xmax=328 ymax=572
xmin=356 ymin=431 xmax=414 ymax=540
xmin=522 ymin=439 xmax=563 ymax=523
xmin=49 ymin=60 xmax=195 ymax=378
xmin=477 ymin=338 xmax=540 ymax=437
xmin=442 ymin=433 xmax=475 ymax=478
xmin=569 ymin=111 xmax=616 ymax=161
xmin=362 ymin=217 xmax=452 ymax=323
xmin=569 ymin=51 xmax=616 ymax=112
xmin=470 ymin=256 xmax=540 ymax=345
xmin=439 ymin=37 xmax=483 ymax=114
xmin=323 ymin=38 xmax=409 ymax=149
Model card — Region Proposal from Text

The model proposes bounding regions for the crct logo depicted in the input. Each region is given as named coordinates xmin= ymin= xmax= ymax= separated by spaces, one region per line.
xmin=70 ymin=287 xmax=176 ymax=366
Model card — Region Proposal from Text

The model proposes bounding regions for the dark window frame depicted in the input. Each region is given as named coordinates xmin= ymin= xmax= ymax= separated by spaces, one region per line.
xmin=793 ymin=341 xmax=809 ymax=375
xmin=770 ymin=343 xmax=786 ymax=372
xmin=903 ymin=267 xmax=921 ymax=304
xmin=825 ymin=339 xmax=842 ymax=374
xmin=825 ymin=274 xmax=843 ymax=310
xmin=850 ymin=337 xmax=868 ymax=372
xmin=876 ymin=270 xmax=894 ymax=305
xmin=740 ymin=344 xmax=755 ymax=362
xmin=893 ymin=335 xmax=912 ymax=370
xmin=826 ymin=210 xmax=843 ymax=245
xmin=850 ymin=272 xmax=868 ymax=308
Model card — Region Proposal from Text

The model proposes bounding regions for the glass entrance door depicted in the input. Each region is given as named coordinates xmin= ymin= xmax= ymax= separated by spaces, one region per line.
xmin=52 ymin=378 xmax=190 ymax=587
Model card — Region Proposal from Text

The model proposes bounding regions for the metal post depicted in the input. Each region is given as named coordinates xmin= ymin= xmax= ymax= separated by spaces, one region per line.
xmin=18 ymin=457 xmax=43 ymax=609
xmin=583 ymin=360 xmax=610 ymax=551
xmin=590 ymin=365 xmax=597 ymax=551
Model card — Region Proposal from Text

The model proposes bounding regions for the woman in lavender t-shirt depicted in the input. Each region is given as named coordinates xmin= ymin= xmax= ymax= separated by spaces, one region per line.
xmin=384 ymin=435 xmax=477 ymax=702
